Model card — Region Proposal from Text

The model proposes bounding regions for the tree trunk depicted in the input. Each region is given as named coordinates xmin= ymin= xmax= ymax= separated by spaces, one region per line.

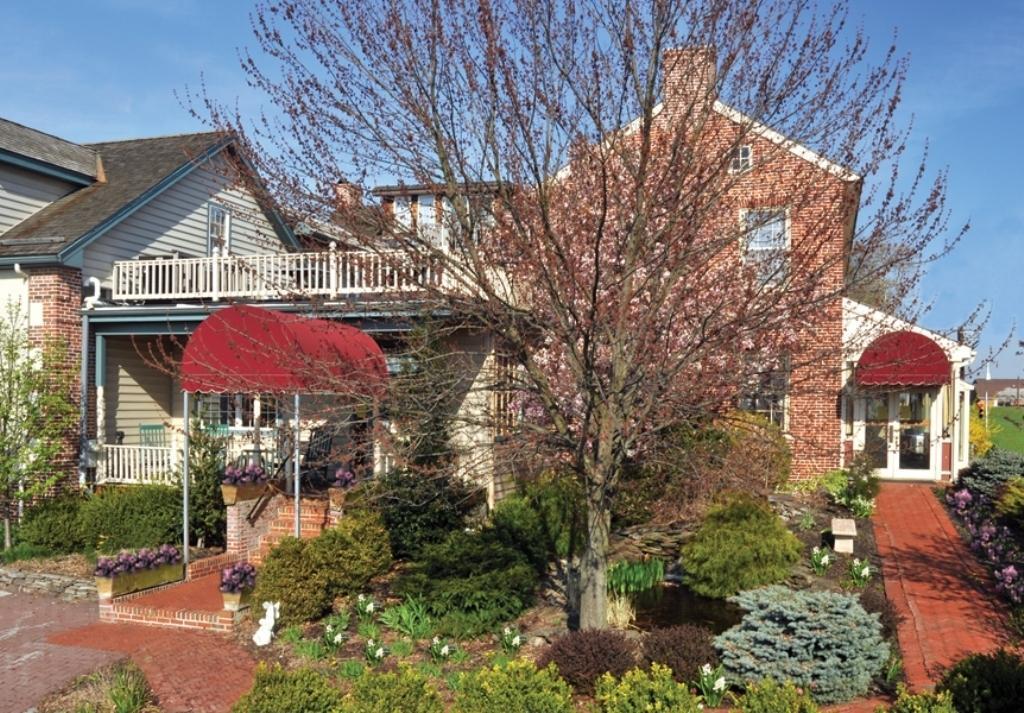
xmin=576 ymin=484 xmax=610 ymax=629
xmin=3 ymin=514 xmax=11 ymax=551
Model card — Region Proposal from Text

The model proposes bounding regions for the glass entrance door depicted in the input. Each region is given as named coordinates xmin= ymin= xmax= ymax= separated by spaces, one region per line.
xmin=859 ymin=389 xmax=938 ymax=480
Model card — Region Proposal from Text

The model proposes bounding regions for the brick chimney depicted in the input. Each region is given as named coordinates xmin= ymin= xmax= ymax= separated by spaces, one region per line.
xmin=334 ymin=180 xmax=362 ymax=211
xmin=662 ymin=47 xmax=718 ymax=117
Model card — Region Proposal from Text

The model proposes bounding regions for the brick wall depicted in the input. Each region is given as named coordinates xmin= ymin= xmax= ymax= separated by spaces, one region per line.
xmin=26 ymin=265 xmax=83 ymax=488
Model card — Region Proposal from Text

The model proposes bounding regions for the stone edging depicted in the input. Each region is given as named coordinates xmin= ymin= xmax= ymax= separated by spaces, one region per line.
xmin=0 ymin=566 xmax=96 ymax=601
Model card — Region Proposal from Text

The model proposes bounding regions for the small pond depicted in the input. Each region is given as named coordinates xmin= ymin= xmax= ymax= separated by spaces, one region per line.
xmin=632 ymin=582 xmax=743 ymax=633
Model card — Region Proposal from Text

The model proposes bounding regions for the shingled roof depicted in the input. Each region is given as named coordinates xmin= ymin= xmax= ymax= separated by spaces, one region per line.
xmin=0 ymin=132 xmax=228 ymax=258
xmin=0 ymin=117 xmax=99 ymax=180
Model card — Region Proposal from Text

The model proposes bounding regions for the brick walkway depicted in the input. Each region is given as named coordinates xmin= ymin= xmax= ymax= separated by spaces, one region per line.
xmin=49 ymin=621 xmax=256 ymax=713
xmin=0 ymin=590 xmax=120 ymax=713
xmin=873 ymin=483 xmax=1009 ymax=689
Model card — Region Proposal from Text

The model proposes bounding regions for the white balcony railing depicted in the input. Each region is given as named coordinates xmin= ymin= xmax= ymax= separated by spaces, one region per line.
xmin=112 ymin=249 xmax=444 ymax=302
xmin=98 ymin=444 xmax=177 ymax=485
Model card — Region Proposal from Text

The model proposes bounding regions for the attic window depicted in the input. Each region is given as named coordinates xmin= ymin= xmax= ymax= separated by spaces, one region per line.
xmin=207 ymin=203 xmax=231 ymax=255
xmin=729 ymin=145 xmax=753 ymax=173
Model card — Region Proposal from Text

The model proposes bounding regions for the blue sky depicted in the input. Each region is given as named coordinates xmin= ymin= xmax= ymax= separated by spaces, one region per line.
xmin=1 ymin=1 xmax=1020 ymax=376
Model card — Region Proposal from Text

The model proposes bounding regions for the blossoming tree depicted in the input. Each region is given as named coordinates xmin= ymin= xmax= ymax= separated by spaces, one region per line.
xmin=199 ymin=0 xmax=966 ymax=627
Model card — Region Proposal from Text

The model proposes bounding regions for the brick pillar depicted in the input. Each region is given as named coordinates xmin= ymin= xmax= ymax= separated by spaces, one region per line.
xmin=26 ymin=266 xmax=83 ymax=489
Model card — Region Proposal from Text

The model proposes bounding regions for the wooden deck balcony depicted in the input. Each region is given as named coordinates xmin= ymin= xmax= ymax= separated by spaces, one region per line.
xmin=111 ymin=248 xmax=444 ymax=302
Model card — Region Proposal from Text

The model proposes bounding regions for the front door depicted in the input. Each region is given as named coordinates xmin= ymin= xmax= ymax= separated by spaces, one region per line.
xmin=861 ymin=389 xmax=938 ymax=480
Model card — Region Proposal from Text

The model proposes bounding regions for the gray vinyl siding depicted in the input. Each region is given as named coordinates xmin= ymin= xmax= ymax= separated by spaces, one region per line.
xmin=81 ymin=154 xmax=287 ymax=288
xmin=104 ymin=337 xmax=175 ymax=446
xmin=0 ymin=164 xmax=76 ymax=234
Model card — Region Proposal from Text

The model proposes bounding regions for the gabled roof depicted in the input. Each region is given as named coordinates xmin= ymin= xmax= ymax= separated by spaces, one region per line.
xmin=0 ymin=132 xmax=230 ymax=258
xmin=0 ymin=117 xmax=99 ymax=182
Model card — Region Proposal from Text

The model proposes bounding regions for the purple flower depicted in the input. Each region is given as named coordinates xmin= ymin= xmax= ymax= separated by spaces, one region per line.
xmin=93 ymin=544 xmax=181 ymax=578
xmin=219 ymin=561 xmax=257 ymax=593
xmin=331 ymin=468 xmax=356 ymax=489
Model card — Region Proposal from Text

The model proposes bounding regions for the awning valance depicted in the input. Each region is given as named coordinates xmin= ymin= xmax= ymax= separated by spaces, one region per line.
xmin=180 ymin=305 xmax=387 ymax=395
xmin=855 ymin=330 xmax=951 ymax=387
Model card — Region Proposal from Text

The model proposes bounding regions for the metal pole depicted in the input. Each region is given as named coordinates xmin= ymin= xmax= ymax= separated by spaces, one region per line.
xmin=293 ymin=393 xmax=301 ymax=538
xmin=182 ymin=392 xmax=191 ymax=570
xmin=78 ymin=315 xmax=90 ymax=486
xmin=985 ymin=364 xmax=991 ymax=431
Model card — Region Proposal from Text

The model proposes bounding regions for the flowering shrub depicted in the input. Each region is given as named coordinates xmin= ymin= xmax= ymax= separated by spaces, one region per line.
xmin=848 ymin=558 xmax=872 ymax=587
xmin=810 ymin=546 xmax=833 ymax=576
xmin=695 ymin=662 xmax=729 ymax=706
xmin=94 ymin=545 xmax=181 ymax=577
xmin=222 ymin=463 xmax=268 ymax=485
xmin=946 ymin=486 xmax=1024 ymax=604
xmin=220 ymin=561 xmax=256 ymax=593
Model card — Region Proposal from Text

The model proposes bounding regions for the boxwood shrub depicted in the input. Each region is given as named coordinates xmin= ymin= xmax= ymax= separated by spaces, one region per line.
xmin=231 ymin=665 xmax=340 ymax=713
xmin=451 ymin=660 xmax=574 ymax=713
xmin=732 ymin=679 xmax=820 ymax=713
xmin=936 ymin=649 xmax=1024 ymax=713
xmin=681 ymin=494 xmax=801 ymax=598
xmin=594 ymin=663 xmax=703 ymax=713
xmin=396 ymin=529 xmax=538 ymax=638
xmin=338 ymin=666 xmax=443 ymax=713
xmin=79 ymin=485 xmax=182 ymax=553
xmin=307 ymin=509 xmax=391 ymax=598
xmin=715 ymin=586 xmax=889 ymax=704
xmin=250 ymin=537 xmax=331 ymax=626
xmin=17 ymin=494 xmax=88 ymax=554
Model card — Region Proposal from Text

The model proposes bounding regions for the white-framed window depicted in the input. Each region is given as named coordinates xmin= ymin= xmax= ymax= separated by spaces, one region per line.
xmin=741 ymin=208 xmax=789 ymax=285
xmin=416 ymin=194 xmax=435 ymax=225
xmin=729 ymin=145 xmax=753 ymax=173
xmin=207 ymin=202 xmax=231 ymax=255
xmin=738 ymin=362 xmax=789 ymax=431
xmin=393 ymin=196 xmax=412 ymax=228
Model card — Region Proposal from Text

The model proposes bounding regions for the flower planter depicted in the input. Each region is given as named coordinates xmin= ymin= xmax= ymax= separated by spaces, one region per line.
xmin=95 ymin=562 xmax=184 ymax=600
xmin=221 ymin=482 xmax=266 ymax=505
xmin=328 ymin=486 xmax=347 ymax=511
xmin=222 ymin=588 xmax=253 ymax=612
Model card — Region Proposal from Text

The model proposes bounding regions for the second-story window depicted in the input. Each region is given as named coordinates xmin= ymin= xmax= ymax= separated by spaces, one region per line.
xmin=393 ymin=196 xmax=412 ymax=228
xmin=742 ymin=209 xmax=789 ymax=285
xmin=729 ymin=145 xmax=753 ymax=173
xmin=208 ymin=202 xmax=231 ymax=255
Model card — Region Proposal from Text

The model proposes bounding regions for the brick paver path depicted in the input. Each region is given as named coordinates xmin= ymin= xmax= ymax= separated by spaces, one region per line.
xmin=873 ymin=483 xmax=1008 ymax=689
xmin=0 ymin=589 xmax=120 ymax=713
xmin=48 ymin=621 xmax=256 ymax=713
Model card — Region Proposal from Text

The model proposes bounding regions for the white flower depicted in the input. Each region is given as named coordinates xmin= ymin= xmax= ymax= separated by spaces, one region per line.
xmin=432 ymin=636 xmax=440 ymax=645
xmin=326 ymin=624 xmax=333 ymax=633
xmin=366 ymin=602 xmax=375 ymax=613
xmin=812 ymin=546 xmax=820 ymax=554
xmin=511 ymin=635 xmax=521 ymax=646
xmin=861 ymin=565 xmax=870 ymax=577
xmin=333 ymin=633 xmax=343 ymax=644
xmin=713 ymin=676 xmax=726 ymax=692
xmin=701 ymin=664 xmax=712 ymax=676
xmin=853 ymin=558 xmax=861 ymax=567
xmin=366 ymin=639 xmax=374 ymax=647
xmin=821 ymin=555 xmax=830 ymax=566
xmin=357 ymin=594 xmax=366 ymax=602
xmin=375 ymin=647 xmax=385 ymax=659
xmin=441 ymin=644 xmax=450 ymax=656
xmin=698 ymin=705 xmax=704 ymax=711
xmin=503 ymin=627 xmax=512 ymax=635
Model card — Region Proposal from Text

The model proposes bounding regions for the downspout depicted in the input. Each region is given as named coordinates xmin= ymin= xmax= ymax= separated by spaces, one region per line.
xmin=13 ymin=265 xmax=27 ymax=518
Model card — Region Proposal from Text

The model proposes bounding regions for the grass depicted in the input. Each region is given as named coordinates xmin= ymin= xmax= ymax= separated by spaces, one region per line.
xmin=0 ymin=542 xmax=52 ymax=564
xmin=39 ymin=661 xmax=157 ymax=713
xmin=991 ymin=407 xmax=1024 ymax=454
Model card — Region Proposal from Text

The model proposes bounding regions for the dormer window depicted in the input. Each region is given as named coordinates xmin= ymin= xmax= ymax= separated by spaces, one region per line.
xmin=729 ymin=145 xmax=753 ymax=173
xmin=207 ymin=203 xmax=231 ymax=255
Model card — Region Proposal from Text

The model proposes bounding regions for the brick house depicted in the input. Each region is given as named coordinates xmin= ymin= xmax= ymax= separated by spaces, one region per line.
xmin=0 ymin=47 xmax=973 ymax=497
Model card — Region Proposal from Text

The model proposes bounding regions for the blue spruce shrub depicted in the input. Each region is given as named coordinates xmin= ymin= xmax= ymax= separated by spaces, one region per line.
xmin=714 ymin=586 xmax=889 ymax=705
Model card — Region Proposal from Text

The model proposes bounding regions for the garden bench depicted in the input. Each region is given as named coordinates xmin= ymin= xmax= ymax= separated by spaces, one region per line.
xmin=831 ymin=517 xmax=857 ymax=554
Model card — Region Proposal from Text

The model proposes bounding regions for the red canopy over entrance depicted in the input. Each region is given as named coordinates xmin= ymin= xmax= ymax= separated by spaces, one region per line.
xmin=180 ymin=305 xmax=387 ymax=395
xmin=856 ymin=330 xmax=951 ymax=387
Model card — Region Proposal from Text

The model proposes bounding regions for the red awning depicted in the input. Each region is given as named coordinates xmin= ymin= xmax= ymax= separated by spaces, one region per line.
xmin=856 ymin=330 xmax=951 ymax=387
xmin=180 ymin=305 xmax=387 ymax=395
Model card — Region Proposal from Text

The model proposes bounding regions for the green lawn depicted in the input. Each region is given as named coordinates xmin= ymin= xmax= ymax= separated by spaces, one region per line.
xmin=991 ymin=406 xmax=1024 ymax=454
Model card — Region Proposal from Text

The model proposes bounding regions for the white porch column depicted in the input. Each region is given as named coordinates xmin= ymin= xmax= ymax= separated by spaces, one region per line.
xmin=182 ymin=392 xmax=191 ymax=569
xmin=293 ymin=393 xmax=301 ymax=537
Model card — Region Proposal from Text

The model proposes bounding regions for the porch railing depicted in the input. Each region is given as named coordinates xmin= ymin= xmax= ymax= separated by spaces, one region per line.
xmin=98 ymin=444 xmax=177 ymax=485
xmin=111 ymin=249 xmax=445 ymax=302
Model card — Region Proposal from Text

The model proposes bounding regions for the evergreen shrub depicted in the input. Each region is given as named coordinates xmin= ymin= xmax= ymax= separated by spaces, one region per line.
xmin=231 ymin=664 xmax=341 ymax=713
xmin=370 ymin=469 xmax=477 ymax=559
xmin=732 ymin=679 xmax=820 ymax=713
xmin=490 ymin=495 xmax=548 ymax=572
xmin=338 ymin=667 xmax=443 ymax=713
xmin=307 ymin=509 xmax=391 ymax=599
xmin=79 ymin=485 xmax=181 ymax=553
xmin=640 ymin=623 xmax=718 ymax=683
xmin=859 ymin=587 xmax=903 ymax=640
xmin=715 ymin=586 xmax=889 ymax=704
xmin=522 ymin=473 xmax=583 ymax=559
xmin=884 ymin=684 xmax=955 ymax=713
xmin=250 ymin=537 xmax=330 ymax=625
xmin=17 ymin=494 xmax=87 ymax=553
xmin=396 ymin=529 xmax=537 ymax=637
xmin=995 ymin=477 xmax=1024 ymax=525
xmin=936 ymin=649 xmax=1024 ymax=713
xmin=450 ymin=660 xmax=574 ymax=713
xmin=594 ymin=663 xmax=702 ymax=713
xmin=960 ymin=450 xmax=1024 ymax=499
xmin=681 ymin=494 xmax=800 ymax=598
xmin=536 ymin=629 xmax=637 ymax=695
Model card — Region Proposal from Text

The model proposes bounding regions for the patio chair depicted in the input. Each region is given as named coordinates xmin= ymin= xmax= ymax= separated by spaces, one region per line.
xmin=246 ymin=427 xmax=336 ymax=525
xmin=139 ymin=424 xmax=167 ymax=447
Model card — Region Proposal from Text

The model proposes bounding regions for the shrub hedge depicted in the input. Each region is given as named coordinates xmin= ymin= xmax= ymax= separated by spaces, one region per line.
xmin=732 ymin=679 xmax=820 ymax=713
xmin=594 ymin=664 xmax=703 ymax=713
xmin=536 ymin=629 xmax=637 ymax=695
xmin=681 ymin=494 xmax=801 ymax=598
xmin=715 ymin=586 xmax=889 ymax=704
xmin=640 ymin=623 xmax=718 ymax=683
xmin=885 ymin=684 xmax=955 ymax=713
xmin=960 ymin=450 xmax=1024 ymax=499
xmin=231 ymin=665 xmax=341 ymax=713
xmin=307 ymin=509 xmax=391 ymax=598
xmin=17 ymin=495 xmax=88 ymax=553
xmin=936 ymin=649 xmax=1024 ymax=713
xmin=250 ymin=537 xmax=331 ymax=626
xmin=338 ymin=667 xmax=443 ymax=713
xmin=79 ymin=485 xmax=182 ymax=553
xmin=451 ymin=661 xmax=574 ymax=713
xmin=396 ymin=529 xmax=537 ymax=638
